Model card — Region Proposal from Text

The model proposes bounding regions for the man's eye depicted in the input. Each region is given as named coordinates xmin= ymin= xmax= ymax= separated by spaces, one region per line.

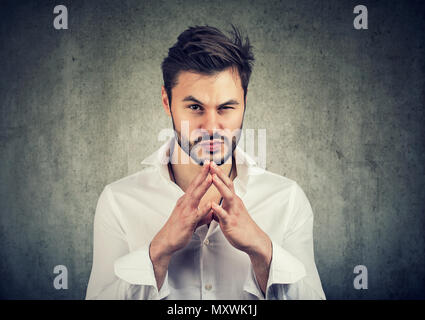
xmin=188 ymin=104 xmax=202 ymax=111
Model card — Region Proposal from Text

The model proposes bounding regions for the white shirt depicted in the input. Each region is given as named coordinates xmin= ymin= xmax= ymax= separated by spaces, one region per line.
xmin=85 ymin=138 xmax=326 ymax=300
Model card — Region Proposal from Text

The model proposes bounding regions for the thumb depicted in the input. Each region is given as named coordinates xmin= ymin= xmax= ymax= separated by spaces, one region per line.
xmin=195 ymin=201 xmax=213 ymax=224
xmin=212 ymin=212 xmax=219 ymax=222
xmin=211 ymin=202 xmax=228 ymax=224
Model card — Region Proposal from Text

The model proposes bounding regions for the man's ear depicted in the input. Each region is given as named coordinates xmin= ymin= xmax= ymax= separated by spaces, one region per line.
xmin=161 ymin=86 xmax=171 ymax=116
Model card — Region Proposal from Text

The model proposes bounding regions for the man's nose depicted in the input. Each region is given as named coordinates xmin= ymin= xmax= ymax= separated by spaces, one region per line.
xmin=201 ymin=110 xmax=221 ymax=135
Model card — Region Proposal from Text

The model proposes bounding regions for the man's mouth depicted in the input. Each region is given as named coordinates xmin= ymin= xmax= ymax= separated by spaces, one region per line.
xmin=198 ymin=140 xmax=223 ymax=152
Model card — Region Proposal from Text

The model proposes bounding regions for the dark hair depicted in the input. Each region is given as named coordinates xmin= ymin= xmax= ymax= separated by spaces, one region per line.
xmin=161 ymin=24 xmax=255 ymax=108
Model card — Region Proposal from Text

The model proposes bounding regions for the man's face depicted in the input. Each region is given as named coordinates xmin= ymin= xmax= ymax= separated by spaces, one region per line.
xmin=162 ymin=67 xmax=245 ymax=165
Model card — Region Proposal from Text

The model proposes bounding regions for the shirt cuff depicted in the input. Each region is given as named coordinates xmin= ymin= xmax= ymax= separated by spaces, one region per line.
xmin=114 ymin=243 xmax=170 ymax=300
xmin=243 ymin=240 xmax=307 ymax=300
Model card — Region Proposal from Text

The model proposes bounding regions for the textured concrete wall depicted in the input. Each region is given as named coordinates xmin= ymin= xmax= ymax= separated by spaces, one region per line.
xmin=1 ymin=0 xmax=424 ymax=299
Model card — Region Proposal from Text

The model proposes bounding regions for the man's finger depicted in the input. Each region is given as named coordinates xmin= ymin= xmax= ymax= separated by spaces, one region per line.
xmin=191 ymin=173 xmax=213 ymax=203
xmin=212 ymin=174 xmax=234 ymax=202
xmin=186 ymin=160 xmax=211 ymax=194
xmin=210 ymin=161 xmax=234 ymax=192
xmin=212 ymin=212 xmax=219 ymax=222
xmin=195 ymin=201 xmax=213 ymax=223
xmin=211 ymin=202 xmax=228 ymax=224
xmin=196 ymin=209 xmax=214 ymax=230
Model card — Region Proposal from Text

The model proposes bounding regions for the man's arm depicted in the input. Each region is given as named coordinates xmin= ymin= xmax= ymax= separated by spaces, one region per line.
xmin=248 ymin=236 xmax=272 ymax=296
xmin=149 ymin=237 xmax=172 ymax=291
xmin=86 ymin=186 xmax=168 ymax=300
xmin=244 ymin=184 xmax=326 ymax=300
xmin=209 ymin=162 xmax=325 ymax=300
xmin=89 ymin=161 xmax=216 ymax=299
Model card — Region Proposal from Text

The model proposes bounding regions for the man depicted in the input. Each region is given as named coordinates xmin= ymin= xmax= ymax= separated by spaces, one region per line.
xmin=85 ymin=25 xmax=326 ymax=300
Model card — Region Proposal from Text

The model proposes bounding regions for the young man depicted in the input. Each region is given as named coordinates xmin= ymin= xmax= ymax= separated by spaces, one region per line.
xmin=85 ymin=25 xmax=326 ymax=300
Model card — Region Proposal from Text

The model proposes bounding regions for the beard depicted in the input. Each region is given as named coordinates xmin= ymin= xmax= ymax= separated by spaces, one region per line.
xmin=170 ymin=117 xmax=242 ymax=166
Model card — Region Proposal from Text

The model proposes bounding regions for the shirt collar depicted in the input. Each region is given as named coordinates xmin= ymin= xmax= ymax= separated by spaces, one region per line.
xmin=140 ymin=137 xmax=260 ymax=197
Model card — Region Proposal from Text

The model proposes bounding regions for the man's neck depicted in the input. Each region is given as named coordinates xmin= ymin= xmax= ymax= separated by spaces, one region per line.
xmin=169 ymin=140 xmax=235 ymax=192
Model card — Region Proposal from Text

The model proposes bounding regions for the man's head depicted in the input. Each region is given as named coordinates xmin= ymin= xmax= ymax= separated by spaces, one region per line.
xmin=160 ymin=25 xmax=255 ymax=165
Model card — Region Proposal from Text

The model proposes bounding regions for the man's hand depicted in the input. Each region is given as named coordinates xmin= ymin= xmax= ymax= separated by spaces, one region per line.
xmin=149 ymin=160 xmax=214 ymax=291
xmin=151 ymin=160 xmax=213 ymax=259
xmin=210 ymin=161 xmax=272 ymax=295
xmin=209 ymin=162 xmax=271 ymax=257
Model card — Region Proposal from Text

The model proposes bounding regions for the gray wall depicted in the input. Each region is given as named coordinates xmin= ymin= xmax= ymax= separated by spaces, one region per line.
xmin=1 ymin=0 xmax=424 ymax=299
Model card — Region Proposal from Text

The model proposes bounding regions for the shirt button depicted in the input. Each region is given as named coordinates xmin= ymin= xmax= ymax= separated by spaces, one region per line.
xmin=203 ymin=239 xmax=210 ymax=245
xmin=205 ymin=284 xmax=212 ymax=291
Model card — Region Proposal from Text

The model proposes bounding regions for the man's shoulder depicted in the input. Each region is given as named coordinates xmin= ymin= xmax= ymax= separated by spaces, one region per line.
xmin=103 ymin=166 xmax=158 ymax=196
xmin=249 ymin=167 xmax=301 ymax=194
xmin=252 ymin=169 xmax=314 ymax=219
xmin=250 ymin=168 xmax=312 ymax=206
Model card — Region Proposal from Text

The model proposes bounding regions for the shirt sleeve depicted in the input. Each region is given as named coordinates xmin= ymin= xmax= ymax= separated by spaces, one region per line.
xmin=243 ymin=183 xmax=326 ymax=300
xmin=85 ymin=185 xmax=170 ymax=300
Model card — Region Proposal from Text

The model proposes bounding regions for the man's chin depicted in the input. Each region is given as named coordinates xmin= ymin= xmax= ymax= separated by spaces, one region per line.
xmin=181 ymin=141 xmax=234 ymax=166
xmin=192 ymin=153 xmax=232 ymax=166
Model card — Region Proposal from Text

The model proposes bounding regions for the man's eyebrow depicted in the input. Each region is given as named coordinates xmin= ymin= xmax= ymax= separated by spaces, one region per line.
xmin=182 ymin=95 xmax=240 ymax=107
